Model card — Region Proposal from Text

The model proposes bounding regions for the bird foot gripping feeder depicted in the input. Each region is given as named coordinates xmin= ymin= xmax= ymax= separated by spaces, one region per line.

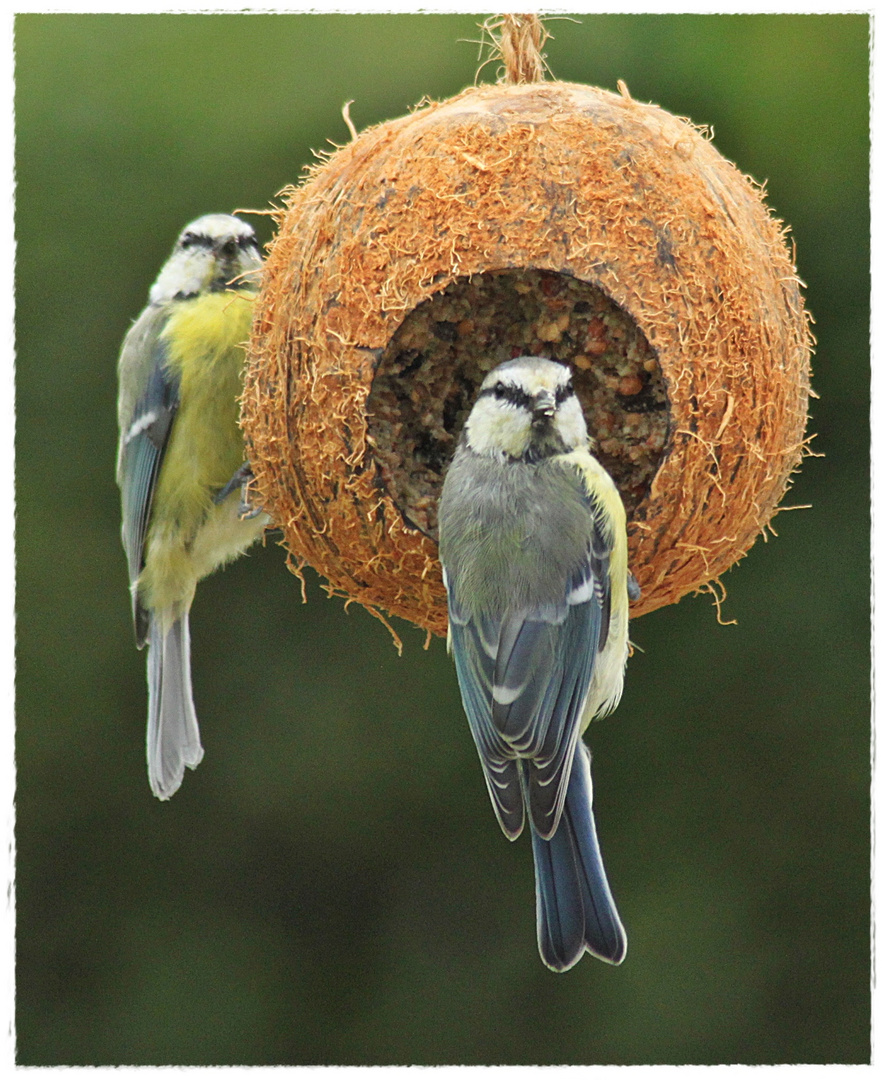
xmin=242 ymin=16 xmax=813 ymax=641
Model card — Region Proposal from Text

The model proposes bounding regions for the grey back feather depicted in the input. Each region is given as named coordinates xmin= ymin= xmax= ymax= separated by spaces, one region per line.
xmin=439 ymin=446 xmax=613 ymax=840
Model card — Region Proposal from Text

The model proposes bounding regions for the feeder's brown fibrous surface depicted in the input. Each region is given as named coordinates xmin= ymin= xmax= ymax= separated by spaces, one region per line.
xmin=244 ymin=81 xmax=812 ymax=638
xmin=367 ymin=268 xmax=668 ymax=538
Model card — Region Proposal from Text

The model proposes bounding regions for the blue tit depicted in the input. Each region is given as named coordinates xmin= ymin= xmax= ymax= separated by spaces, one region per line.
xmin=116 ymin=214 xmax=267 ymax=800
xmin=437 ymin=356 xmax=633 ymax=971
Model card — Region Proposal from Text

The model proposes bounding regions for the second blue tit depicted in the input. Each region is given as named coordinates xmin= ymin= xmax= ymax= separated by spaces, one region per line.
xmin=438 ymin=356 xmax=633 ymax=971
xmin=116 ymin=214 xmax=267 ymax=800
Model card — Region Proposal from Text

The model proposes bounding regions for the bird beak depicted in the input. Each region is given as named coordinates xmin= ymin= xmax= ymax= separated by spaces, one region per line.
xmin=532 ymin=389 xmax=556 ymax=422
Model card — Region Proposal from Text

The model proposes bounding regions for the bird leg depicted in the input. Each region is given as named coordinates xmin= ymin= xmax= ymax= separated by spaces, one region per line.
xmin=214 ymin=461 xmax=264 ymax=519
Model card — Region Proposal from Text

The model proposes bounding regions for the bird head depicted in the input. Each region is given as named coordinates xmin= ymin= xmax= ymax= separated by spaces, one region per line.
xmin=149 ymin=213 xmax=263 ymax=304
xmin=462 ymin=356 xmax=588 ymax=462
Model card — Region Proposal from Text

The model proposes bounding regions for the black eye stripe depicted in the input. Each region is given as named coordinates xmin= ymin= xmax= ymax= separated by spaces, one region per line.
xmin=478 ymin=383 xmax=534 ymax=409
xmin=555 ymin=380 xmax=575 ymax=404
xmin=178 ymin=232 xmax=213 ymax=251
xmin=478 ymin=379 xmax=574 ymax=409
xmin=179 ymin=232 xmax=257 ymax=253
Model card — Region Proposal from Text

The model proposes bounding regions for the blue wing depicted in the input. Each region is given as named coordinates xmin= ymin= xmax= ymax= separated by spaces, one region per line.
xmin=117 ymin=326 xmax=179 ymax=646
xmin=445 ymin=485 xmax=614 ymax=842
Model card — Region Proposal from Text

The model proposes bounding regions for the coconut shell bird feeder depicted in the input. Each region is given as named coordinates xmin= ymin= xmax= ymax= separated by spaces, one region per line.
xmin=242 ymin=16 xmax=813 ymax=641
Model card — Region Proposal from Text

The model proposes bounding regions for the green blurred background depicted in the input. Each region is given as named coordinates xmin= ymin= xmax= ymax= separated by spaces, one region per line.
xmin=14 ymin=12 xmax=870 ymax=1065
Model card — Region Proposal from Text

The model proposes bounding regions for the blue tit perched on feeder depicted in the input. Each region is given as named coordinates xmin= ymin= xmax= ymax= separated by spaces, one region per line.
xmin=116 ymin=214 xmax=267 ymax=800
xmin=438 ymin=356 xmax=635 ymax=971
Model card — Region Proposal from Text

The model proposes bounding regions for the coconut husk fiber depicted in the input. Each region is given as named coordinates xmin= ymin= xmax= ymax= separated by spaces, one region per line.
xmin=242 ymin=76 xmax=813 ymax=639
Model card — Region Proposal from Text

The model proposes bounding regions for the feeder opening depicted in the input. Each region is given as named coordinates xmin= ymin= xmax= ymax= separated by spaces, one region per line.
xmin=366 ymin=268 xmax=671 ymax=539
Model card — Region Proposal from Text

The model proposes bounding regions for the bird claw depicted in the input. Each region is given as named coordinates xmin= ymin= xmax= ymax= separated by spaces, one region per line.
xmin=239 ymin=497 xmax=265 ymax=520
xmin=214 ymin=462 xmax=265 ymax=519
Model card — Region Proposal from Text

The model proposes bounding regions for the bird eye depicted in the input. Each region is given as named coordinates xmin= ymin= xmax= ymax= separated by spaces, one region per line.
xmin=491 ymin=382 xmax=533 ymax=409
xmin=179 ymin=232 xmax=198 ymax=249
xmin=555 ymin=379 xmax=575 ymax=404
xmin=221 ymin=239 xmax=238 ymax=257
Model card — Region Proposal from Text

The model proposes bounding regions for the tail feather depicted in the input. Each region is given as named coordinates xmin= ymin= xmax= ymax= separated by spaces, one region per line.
xmin=530 ymin=742 xmax=626 ymax=971
xmin=147 ymin=615 xmax=204 ymax=799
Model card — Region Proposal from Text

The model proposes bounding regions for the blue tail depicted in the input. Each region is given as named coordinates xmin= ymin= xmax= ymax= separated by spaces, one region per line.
xmin=530 ymin=742 xmax=627 ymax=970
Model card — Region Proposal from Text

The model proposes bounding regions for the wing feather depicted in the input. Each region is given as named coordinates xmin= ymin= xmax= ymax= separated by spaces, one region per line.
xmin=445 ymin=458 xmax=617 ymax=841
xmin=117 ymin=317 xmax=180 ymax=645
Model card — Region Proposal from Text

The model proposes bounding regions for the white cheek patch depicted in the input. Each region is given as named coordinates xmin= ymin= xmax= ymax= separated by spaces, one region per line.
xmin=465 ymin=397 xmax=532 ymax=459
xmin=150 ymin=251 xmax=213 ymax=304
xmin=556 ymin=398 xmax=590 ymax=450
